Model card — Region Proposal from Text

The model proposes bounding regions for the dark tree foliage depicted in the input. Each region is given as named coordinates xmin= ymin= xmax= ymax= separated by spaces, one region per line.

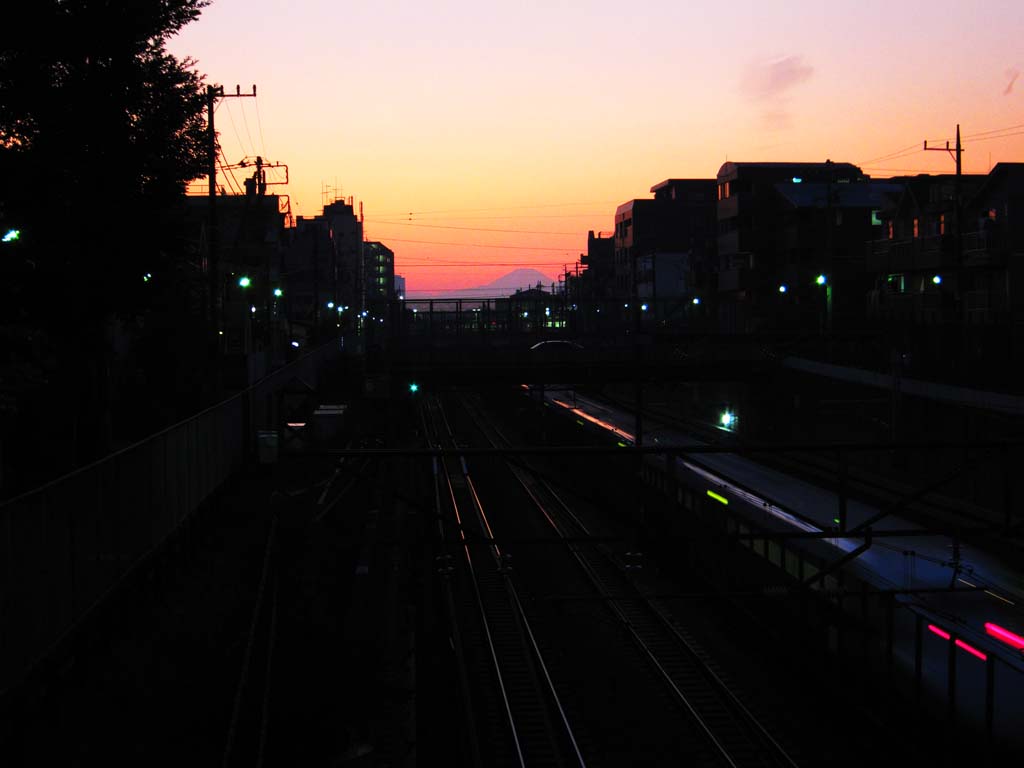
xmin=0 ymin=0 xmax=214 ymax=477
xmin=0 ymin=0 xmax=210 ymax=294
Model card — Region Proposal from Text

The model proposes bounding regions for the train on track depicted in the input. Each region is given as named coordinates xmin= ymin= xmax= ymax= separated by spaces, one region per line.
xmin=524 ymin=384 xmax=1024 ymax=754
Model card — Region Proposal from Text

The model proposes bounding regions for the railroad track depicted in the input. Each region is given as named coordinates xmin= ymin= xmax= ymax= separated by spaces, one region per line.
xmin=461 ymin=393 xmax=801 ymax=768
xmin=422 ymin=395 xmax=586 ymax=768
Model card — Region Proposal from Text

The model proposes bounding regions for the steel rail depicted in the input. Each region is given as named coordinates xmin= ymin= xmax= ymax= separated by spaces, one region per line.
xmin=464 ymin=395 xmax=801 ymax=768
xmin=420 ymin=404 xmax=485 ymax=768
xmin=430 ymin=396 xmax=587 ymax=768
xmin=425 ymin=398 xmax=527 ymax=768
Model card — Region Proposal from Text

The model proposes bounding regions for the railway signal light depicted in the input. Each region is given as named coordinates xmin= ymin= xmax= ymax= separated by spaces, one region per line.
xmin=238 ymin=275 xmax=251 ymax=288
xmin=409 ymin=382 xmax=419 ymax=394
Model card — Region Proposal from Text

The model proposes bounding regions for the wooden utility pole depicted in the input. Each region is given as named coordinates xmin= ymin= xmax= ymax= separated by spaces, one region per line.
xmin=206 ymin=84 xmax=257 ymax=335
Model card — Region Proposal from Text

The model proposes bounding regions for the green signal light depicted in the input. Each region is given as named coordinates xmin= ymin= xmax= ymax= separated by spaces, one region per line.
xmin=238 ymin=276 xmax=251 ymax=288
xmin=815 ymin=274 xmax=827 ymax=286
xmin=409 ymin=383 xmax=419 ymax=393
xmin=273 ymin=288 xmax=283 ymax=297
xmin=3 ymin=229 xmax=21 ymax=243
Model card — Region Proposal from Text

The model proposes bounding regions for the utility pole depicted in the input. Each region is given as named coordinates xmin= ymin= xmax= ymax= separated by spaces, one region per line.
xmin=824 ymin=158 xmax=835 ymax=334
xmin=924 ymin=124 xmax=964 ymax=265
xmin=924 ymin=124 xmax=966 ymax=377
xmin=206 ymin=84 xmax=257 ymax=338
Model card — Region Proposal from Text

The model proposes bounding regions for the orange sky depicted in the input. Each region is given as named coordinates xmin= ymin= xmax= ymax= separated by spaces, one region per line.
xmin=169 ymin=0 xmax=1024 ymax=293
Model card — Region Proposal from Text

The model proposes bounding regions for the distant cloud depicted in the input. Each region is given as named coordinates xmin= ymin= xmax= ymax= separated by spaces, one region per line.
xmin=740 ymin=55 xmax=814 ymax=132
xmin=742 ymin=56 xmax=814 ymax=100
xmin=1005 ymin=68 xmax=1020 ymax=95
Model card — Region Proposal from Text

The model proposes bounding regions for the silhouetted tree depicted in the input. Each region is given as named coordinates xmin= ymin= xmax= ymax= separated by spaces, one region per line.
xmin=0 ymin=0 xmax=212 ymax=475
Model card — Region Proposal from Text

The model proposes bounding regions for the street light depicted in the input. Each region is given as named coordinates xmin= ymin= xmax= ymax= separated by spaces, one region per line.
xmin=778 ymin=284 xmax=788 ymax=293
xmin=815 ymin=274 xmax=827 ymax=286
xmin=238 ymin=276 xmax=251 ymax=288
xmin=273 ymin=287 xmax=283 ymax=297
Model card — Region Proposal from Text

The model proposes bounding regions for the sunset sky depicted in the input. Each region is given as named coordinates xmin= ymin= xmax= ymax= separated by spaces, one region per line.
xmin=169 ymin=0 xmax=1024 ymax=293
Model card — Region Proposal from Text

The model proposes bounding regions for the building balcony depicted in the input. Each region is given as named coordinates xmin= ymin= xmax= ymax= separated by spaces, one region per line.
xmin=866 ymin=236 xmax=955 ymax=273
xmin=866 ymin=288 xmax=948 ymax=325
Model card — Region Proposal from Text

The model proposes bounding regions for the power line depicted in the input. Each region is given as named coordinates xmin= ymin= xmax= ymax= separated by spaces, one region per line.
xmin=371 ymin=200 xmax=621 ymax=217
xmin=398 ymin=259 xmax=575 ymax=266
xmin=223 ymin=100 xmax=251 ymax=158
xmin=368 ymin=219 xmax=581 ymax=235
xmin=963 ymin=122 xmax=1024 ymax=139
xmin=218 ymin=150 xmax=243 ymax=195
xmin=381 ymin=237 xmax=580 ymax=251
xmin=968 ymin=129 xmax=1024 ymax=143
xmin=237 ymin=99 xmax=258 ymax=159
xmin=857 ymin=142 xmax=921 ymax=166
xmin=379 ymin=211 xmax=612 ymax=221
xmin=861 ymin=167 xmax=958 ymax=174
xmin=254 ymin=97 xmax=269 ymax=158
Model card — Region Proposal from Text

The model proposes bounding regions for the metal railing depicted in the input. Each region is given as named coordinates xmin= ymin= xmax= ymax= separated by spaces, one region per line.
xmin=0 ymin=339 xmax=342 ymax=693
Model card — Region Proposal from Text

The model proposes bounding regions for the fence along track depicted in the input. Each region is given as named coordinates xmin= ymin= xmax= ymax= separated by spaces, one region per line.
xmin=423 ymin=396 xmax=586 ymax=768
xmin=461 ymin=394 xmax=800 ymax=768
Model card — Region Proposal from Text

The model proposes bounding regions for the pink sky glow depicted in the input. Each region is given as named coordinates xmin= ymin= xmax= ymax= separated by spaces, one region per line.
xmin=169 ymin=0 xmax=1024 ymax=292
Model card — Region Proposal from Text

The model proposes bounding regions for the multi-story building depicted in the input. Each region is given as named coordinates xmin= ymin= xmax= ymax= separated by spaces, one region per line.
xmin=285 ymin=215 xmax=335 ymax=340
xmin=321 ymin=198 xmax=364 ymax=313
xmin=612 ymin=179 xmax=717 ymax=323
xmin=715 ymin=161 xmax=901 ymax=332
xmin=184 ymin=191 xmax=288 ymax=371
xmin=364 ymin=241 xmax=395 ymax=306
xmin=868 ymin=164 xmax=1023 ymax=327
xmin=577 ymin=230 xmax=614 ymax=300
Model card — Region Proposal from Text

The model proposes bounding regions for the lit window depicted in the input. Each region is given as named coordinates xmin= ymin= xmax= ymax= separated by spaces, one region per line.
xmin=887 ymin=222 xmax=894 ymax=240
xmin=912 ymin=218 xmax=919 ymax=238
xmin=989 ymin=208 xmax=997 ymax=220
xmin=939 ymin=214 xmax=946 ymax=235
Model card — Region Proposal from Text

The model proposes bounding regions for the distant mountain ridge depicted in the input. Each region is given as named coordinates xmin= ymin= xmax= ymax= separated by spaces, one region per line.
xmin=406 ymin=268 xmax=558 ymax=298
